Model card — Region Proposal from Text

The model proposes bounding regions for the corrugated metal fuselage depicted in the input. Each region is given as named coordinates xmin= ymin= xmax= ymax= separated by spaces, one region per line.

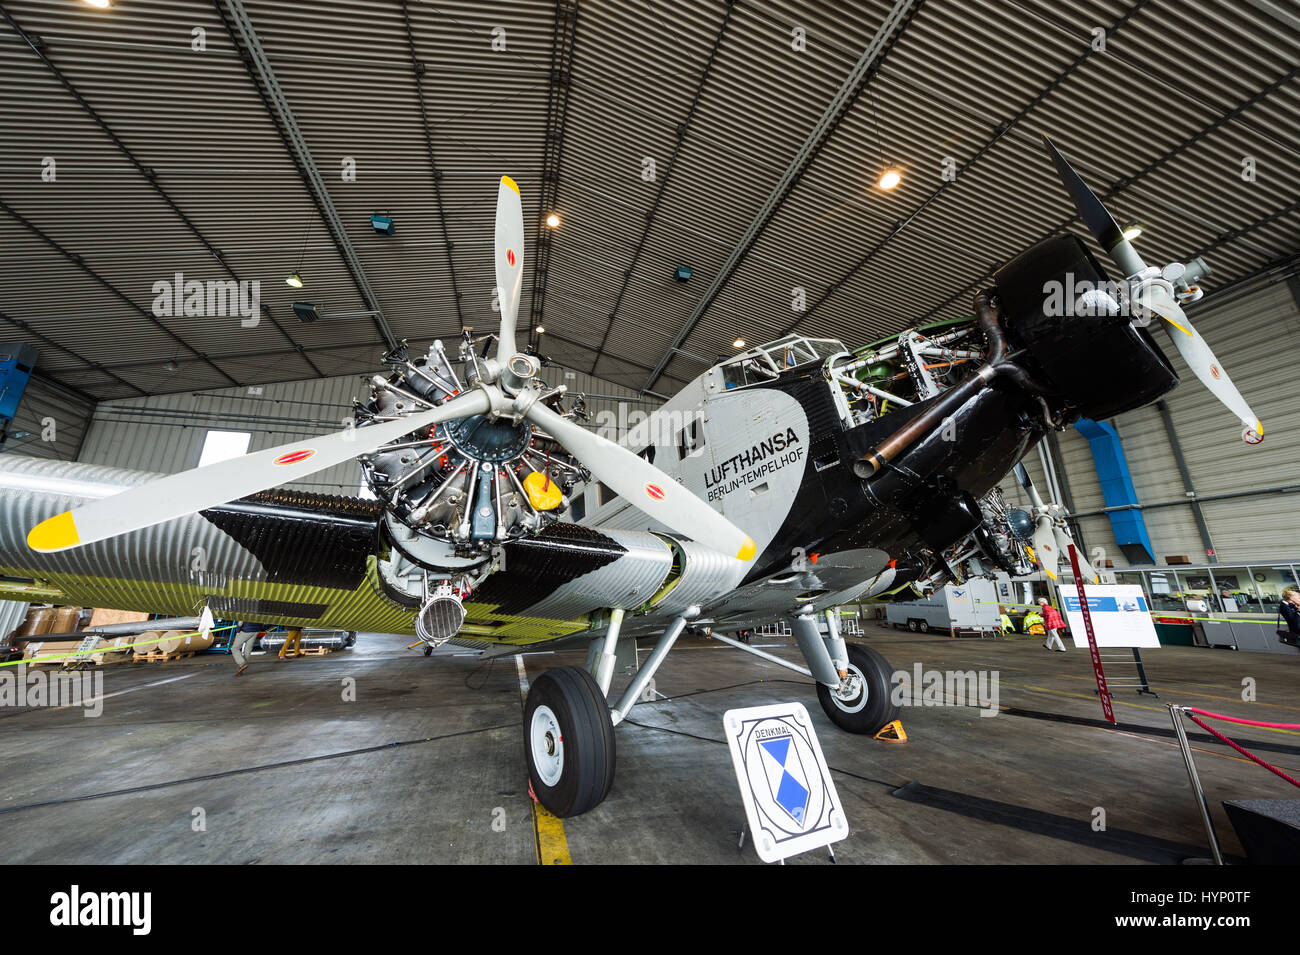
xmin=0 ymin=364 xmax=1041 ymax=643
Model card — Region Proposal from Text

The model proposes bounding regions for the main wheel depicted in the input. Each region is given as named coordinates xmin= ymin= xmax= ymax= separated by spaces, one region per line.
xmin=816 ymin=643 xmax=900 ymax=735
xmin=523 ymin=666 xmax=616 ymax=818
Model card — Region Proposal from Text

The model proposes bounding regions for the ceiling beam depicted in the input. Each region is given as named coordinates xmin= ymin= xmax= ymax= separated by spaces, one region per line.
xmin=589 ymin=1 xmax=739 ymax=375
xmin=777 ymin=0 xmax=1152 ymax=339
xmin=401 ymin=0 xmax=466 ymax=334
xmin=0 ymin=200 xmax=240 ymax=388
xmin=908 ymin=62 xmax=1300 ymax=325
xmin=215 ymin=0 xmax=397 ymax=350
xmin=0 ymin=5 xmax=323 ymax=382
xmin=51 ymin=328 xmax=686 ymax=390
xmin=526 ymin=0 xmax=582 ymax=349
xmin=0 ymin=308 xmax=146 ymax=397
xmin=638 ymin=0 xmax=922 ymax=394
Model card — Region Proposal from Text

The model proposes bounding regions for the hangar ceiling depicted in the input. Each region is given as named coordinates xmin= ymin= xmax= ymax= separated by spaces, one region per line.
xmin=0 ymin=0 xmax=1296 ymax=403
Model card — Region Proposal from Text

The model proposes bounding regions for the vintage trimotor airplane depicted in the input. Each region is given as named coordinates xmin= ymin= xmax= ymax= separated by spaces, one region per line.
xmin=0 ymin=138 xmax=1261 ymax=817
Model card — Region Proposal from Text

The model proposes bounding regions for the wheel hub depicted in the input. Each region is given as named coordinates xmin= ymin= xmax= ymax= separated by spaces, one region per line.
xmin=529 ymin=704 xmax=565 ymax=787
xmin=831 ymin=666 xmax=868 ymax=713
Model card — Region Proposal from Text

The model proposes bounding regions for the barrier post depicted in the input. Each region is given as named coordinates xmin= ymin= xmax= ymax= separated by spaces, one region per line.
xmin=1167 ymin=703 xmax=1224 ymax=865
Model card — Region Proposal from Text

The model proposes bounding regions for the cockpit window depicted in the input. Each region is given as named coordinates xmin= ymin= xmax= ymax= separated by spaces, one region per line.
xmin=718 ymin=335 xmax=845 ymax=390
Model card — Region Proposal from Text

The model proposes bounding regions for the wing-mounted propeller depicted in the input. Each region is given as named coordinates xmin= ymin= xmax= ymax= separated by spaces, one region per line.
xmin=1012 ymin=462 xmax=1098 ymax=584
xmin=1042 ymin=136 xmax=1262 ymax=445
xmin=29 ymin=177 xmax=756 ymax=579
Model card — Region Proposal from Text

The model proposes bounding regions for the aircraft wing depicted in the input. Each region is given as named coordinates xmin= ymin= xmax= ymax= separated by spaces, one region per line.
xmin=0 ymin=455 xmax=599 ymax=643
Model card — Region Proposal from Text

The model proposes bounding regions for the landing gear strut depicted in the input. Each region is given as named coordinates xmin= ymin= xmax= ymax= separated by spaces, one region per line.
xmin=523 ymin=607 xmax=696 ymax=818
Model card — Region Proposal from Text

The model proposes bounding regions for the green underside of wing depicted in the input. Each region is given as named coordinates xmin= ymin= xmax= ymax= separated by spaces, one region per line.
xmin=0 ymin=556 xmax=588 ymax=646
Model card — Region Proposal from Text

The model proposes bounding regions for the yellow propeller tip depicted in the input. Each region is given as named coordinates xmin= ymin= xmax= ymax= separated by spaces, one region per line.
xmin=736 ymin=536 xmax=757 ymax=561
xmin=28 ymin=511 xmax=80 ymax=552
xmin=501 ymin=175 xmax=520 ymax=194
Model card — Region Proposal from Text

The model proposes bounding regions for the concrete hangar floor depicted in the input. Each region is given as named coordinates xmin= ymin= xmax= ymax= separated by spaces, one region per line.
xmin=1 ymin=630 xmax=1295 ymax=865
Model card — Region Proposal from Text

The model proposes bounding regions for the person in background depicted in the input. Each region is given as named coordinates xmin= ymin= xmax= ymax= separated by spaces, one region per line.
xmin=1279 ymin=586 xmax=1300 ymax=648
xmin=230 ymin=620 xmax=263 ymax=677
xmin=998 ymin=606 xmax=1015 ymax=635
xmin=1039 ymin=597 xmax=1068 ymax=652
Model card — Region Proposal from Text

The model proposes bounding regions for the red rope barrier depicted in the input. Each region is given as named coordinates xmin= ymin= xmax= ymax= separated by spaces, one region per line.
xmin=1182 ymin=711 xmax=1300 ymax=790
xmin=1184 ymin=707 xmax=1300 ymax=730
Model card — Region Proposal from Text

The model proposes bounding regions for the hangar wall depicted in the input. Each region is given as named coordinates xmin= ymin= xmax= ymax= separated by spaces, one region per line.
xmin=1002 ymin=279 xmax=1300 ymax=569
xmin=76 ymin=362 xmax=659 ymax=495
xmin=3 ymin=375 xmax=93 ymax=462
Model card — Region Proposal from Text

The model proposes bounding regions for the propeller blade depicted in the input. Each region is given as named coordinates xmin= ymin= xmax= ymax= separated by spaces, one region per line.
xmin=494 ymin=175 xmax=524 ymax=363
xmin=1041 ymin=135 xmax=1146 ymax=278
xmin=28 ymin=390 xmax=492 ymax=553
xmin=1135 ymin=282 xmax=1263 ymax=440
xmin=524 ymin=402 xmax=756 ymax=561
xmin=1053 ymin=524 xmax=1098 ymax=584
xmin=1031 ymin=516 xmax=1062 ymax=581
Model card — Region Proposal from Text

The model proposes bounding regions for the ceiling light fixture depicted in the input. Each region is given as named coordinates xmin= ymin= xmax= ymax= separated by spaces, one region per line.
xmin=866 ymin=86 xmax=902 ymax=192
xmin=285 ymin=214 xmax=315 ymax=290
xmin=83 ymin=0 xmax=110 ymax=7
xmin=733 ymin=338 xmax=745 ymax=348
xmin=1122 ymin=221 xmax=1144 ymax=241
xmin=546 ymin=213 xmax=560 ymax=228
xmin=535 ymin=325 xmax=546 ymax=334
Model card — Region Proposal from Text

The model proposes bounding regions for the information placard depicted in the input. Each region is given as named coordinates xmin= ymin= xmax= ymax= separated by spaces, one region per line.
xmin=723 ymin=702 xmax=847 ymax=863
xmin=1062 ymin=585 xmax=1160 ymax=649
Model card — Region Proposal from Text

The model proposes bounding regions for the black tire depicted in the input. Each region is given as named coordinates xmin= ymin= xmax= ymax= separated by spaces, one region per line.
xmin=907 ymin=618 xmax=920 ymax=632
xmin=816 ymin=644 xmax=900 ymax=735
xmin=917 ymin=619 xmax=930 ymax=633
xmin=523 ymin=666 xmax=616 ymax=818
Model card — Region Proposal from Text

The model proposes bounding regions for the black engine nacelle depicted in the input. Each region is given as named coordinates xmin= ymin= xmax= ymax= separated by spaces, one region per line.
xmin=994 ymin=235 xmax=1178 ymax=421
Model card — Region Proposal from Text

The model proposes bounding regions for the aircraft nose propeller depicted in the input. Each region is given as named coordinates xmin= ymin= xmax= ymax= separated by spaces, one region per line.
xmin=28 ymin=176 xmax=757 ymax=563
xmin=1042 ymin=136 xmax=1262 ymax=444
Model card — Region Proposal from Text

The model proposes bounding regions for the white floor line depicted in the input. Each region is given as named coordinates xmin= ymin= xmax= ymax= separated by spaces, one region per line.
xmin=514 ymin=654 xmax=530 ymax=705
xmin=56 ymin=671 xmax=199 ymax=711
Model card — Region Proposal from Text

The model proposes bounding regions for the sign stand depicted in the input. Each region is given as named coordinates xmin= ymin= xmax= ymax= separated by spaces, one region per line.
xmin=1097 ymin=647 xmax=1157 ymax=696
xmin=738 ymin=820 xmax=836 ymax=863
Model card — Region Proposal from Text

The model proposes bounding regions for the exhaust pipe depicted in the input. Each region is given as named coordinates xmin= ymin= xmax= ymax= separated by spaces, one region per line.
xmin=853 ymin=291 xmax=1048 ymax=478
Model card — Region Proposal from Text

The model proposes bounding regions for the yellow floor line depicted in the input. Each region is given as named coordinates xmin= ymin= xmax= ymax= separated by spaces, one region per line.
xmin=514 ymin=655 xmax=573 ymax=866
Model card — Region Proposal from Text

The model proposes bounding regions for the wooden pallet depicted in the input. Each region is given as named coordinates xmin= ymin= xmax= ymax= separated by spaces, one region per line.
xmin=278 ymin=646 xmax=334 ymax=657
xmin=133 ymin=649 xmax=196 ymax=663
